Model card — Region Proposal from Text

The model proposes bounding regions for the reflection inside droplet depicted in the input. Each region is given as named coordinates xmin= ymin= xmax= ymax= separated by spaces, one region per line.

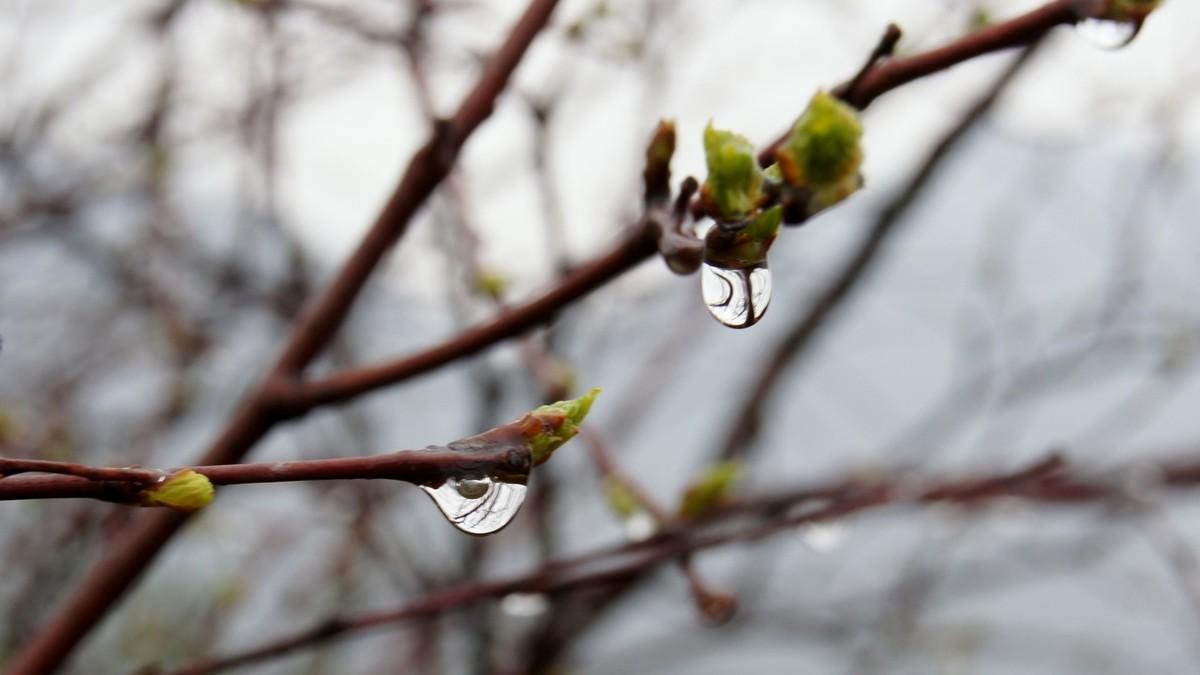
xmin=700 ymin=263 xmax=772 ymax=329
xmin=799 ymin=522 xmax=845 ymax=553
xmin=421 ymin=476 xmax=527 ymax=535
xmin=500 ymin=592 xmax=549 ymax=618
xmin=455 ymin=478 xmax=491 ymax=499
xmin=1075 ymin=18 xmax=1139 ymax=49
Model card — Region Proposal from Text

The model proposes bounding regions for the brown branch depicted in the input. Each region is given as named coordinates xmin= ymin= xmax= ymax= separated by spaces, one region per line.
xmin=6 ymin=2 xmax=563 ymax=672
xmin=0 ymin=458 xmax=161 ymax=484
xmin=0 ymin=445 xmax=529 ymax=505
xmin=758 ymin=0 xmax=1080 ymax=164
xmin=579 ymin=429 xmax=736 ymax=624
xmin=839 ymin=0 xmax=1075 ymax=109
xmin=286 ymin=229 xmax=658 ymax=410
xmin=165 ymin=451 xmax=1200 ymax=674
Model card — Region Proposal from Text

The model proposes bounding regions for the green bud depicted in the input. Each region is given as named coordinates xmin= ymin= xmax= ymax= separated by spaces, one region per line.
xmin=679 ymin=460 xmax=741 ymax=519
xmin=777 ymin=92 xmax=863 ymax=190
xmin=741 ymin=205 xmax=782 ymax=243
xmin=968 ymin=8 xmax=993 ymax=30
xmin=605 ymin=478 xmax=644 ymax=519
xmin=474 ymin=270 xmax=507 ymax=300
xmin=141 ymin=470 xmax=214 ymax=512
xmin=518 ymin=387 xmax=601 ymax=466
xmin=808 ymin=173 xmax=865 ymax=215
xmin=702 ymin=123 xmax=764 ymax=221
xmin=1106 ymin=0 xmax=1162 ymax=22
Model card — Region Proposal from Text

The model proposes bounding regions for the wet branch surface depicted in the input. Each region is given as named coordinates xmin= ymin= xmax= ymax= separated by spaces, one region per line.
xmin=6 ymin=1 xmax=1123 ymax=672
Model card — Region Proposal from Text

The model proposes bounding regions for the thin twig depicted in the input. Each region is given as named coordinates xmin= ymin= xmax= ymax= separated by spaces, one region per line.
xmin=0 ymin=445 xmax=529 ymax=505
xmin=165 ymin=450 xmax=1200 ymax=674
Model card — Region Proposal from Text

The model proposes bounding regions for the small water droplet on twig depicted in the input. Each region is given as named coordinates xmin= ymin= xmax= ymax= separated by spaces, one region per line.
xmin=421 ymin=476 xmax=527 ymax=535
xmin=799 ymin=522 xmax=845 ymax=553
xmin=500 ymin=592 xmax=549 ymax=618
xmin=1075 ymin=18 xmax=1140 ymax=50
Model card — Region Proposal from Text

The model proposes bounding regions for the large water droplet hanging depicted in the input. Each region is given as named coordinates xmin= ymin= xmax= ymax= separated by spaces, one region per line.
xmin=701 ymin=263 xmax=772 ymax=329
xmin=1075 ymin=18 xmax=1139 ymax=49
xmin=421 ymin=476 xmax=527 ymax=535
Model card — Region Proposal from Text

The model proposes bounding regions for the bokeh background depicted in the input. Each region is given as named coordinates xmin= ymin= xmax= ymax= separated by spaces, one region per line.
xmin=2 ymin=0 xmax=1200 ymax=672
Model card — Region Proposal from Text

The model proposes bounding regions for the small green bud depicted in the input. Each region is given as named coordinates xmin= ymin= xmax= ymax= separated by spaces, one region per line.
xmin=968 ymin=8 xmax=993 ymax=30
xmin=517 ymin=387 xmax=601 ymax=466
xmin=679 ymin=460 xmax=741 ymax=519
xmin=474 ymin=270 xmax=507 ymax=300
xmin=1106 ymin=0 xmax=1162 ymax=22
xmin=604 ymin=478 xmax=644 ymax=519
xmin=777 ymin=92 xmax=864 ymax=191
xmin=702 ymin=123 xmax=764 ymax=221
xmin=141 ymin=469 xmax=214 ymax=512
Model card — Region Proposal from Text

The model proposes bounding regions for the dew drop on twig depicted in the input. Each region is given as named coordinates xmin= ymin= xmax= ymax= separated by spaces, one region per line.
xmin=700 ymin=263 xmax=772 ymax=329
xmin=623 ymin=511 xmax=658 ymax=542
xmin=1074 ymin=18 xmax=1139 ymax=50
xmin=500 ymin=592 xmax=549 ymax=618
xmin=799 ymin=522 xmax=845 ymax=553
xmin=421 ymin=476 xmax=527 ymax=535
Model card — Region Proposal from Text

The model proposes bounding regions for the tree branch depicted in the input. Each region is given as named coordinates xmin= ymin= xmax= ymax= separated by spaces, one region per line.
xmin=165 ymin=450 xmax=1200 ymax=674
xmin=6 ymin=2 xmax=563 ymax=672
xmin=758 ymin=0 xmax=1080 ymax=164
xmin=0 ymin=445 xmax=529 ymax=505
xmin=286 ymin=229 xmax=658 ymax=410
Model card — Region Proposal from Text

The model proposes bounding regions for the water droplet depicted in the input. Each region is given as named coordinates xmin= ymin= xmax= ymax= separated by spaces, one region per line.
xmin=421 ymin=476 xmax=527 ymax=535
xmin=623 ymin=511 xmax=658 ymax=542
xmin=1075 ymin=18 xmax=1139 ymax=49
xmin=700 ymin=263 xmax=772 ymax=329
xmin=500 ymin=592 xmax=549 ymax=618
xmin=799 ymin=522 xmax=845 ymax=553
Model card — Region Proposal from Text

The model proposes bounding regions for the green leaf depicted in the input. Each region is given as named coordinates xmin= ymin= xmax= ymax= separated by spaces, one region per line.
xmin=702 ymin=123 xmax=764 ymax=220
xmin=679 ymin=460 xmax=742 ymax=518
xmin=741 ymin=205 xmax=782 ymax=243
